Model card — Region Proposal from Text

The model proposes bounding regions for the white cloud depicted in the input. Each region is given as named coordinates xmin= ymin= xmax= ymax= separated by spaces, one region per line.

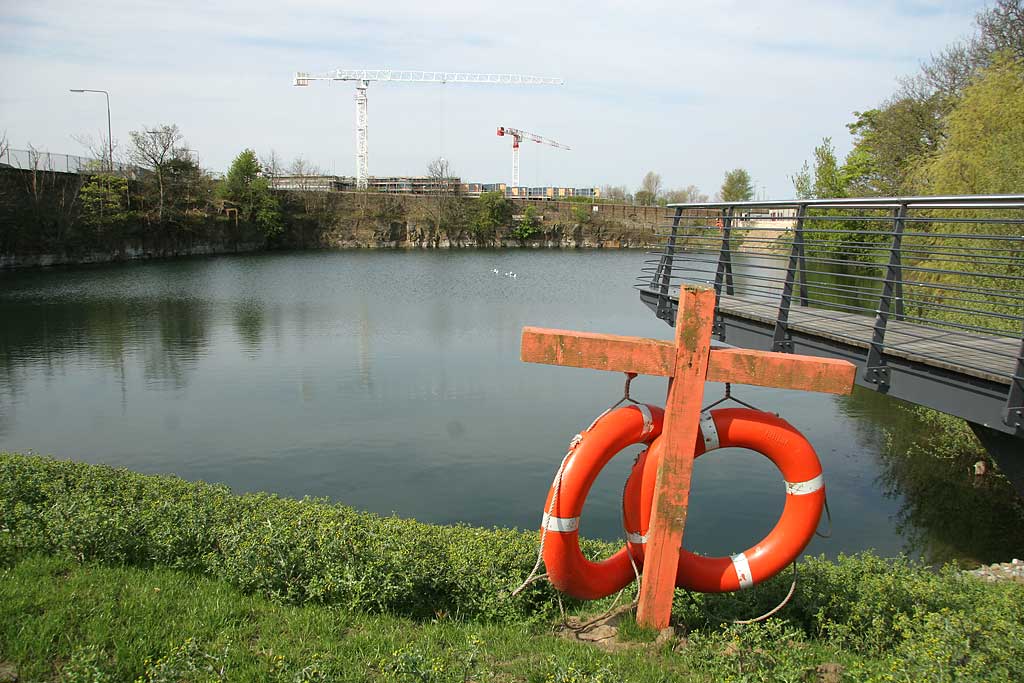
xmin=0 ymin=0 xmax=983 ymax=196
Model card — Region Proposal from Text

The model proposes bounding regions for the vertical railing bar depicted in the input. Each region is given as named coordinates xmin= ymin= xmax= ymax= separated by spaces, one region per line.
xmin=772 ymin=205 xmax=807 ymax=352
xmin=724 ymin=208 xmax=735 ymax=296
xmin=655 ymin=206 xmax=683 ymax=323
xmin=865 ymin=203 xmax=907 ymax=389
xmin=714 ymin=208 xmax=734 ymax=297
xmin=796 ymin=206 xmax=809 ymax=306
xmin=893 ymin=207 xmax=906 ymax=320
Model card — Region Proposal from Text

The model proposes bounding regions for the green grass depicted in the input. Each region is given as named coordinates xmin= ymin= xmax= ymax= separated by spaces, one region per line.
xmin=0 ymin=555 xmax=707 ymax=682
xmin=3 ymin=453 xmax=1024 ymax=681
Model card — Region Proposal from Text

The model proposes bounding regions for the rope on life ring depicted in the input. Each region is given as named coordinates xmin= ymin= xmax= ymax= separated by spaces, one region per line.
xmin=538 ymin=404 xmax=664 ymax=600
xmin=622 ymin=407 xmax=825 ymax=593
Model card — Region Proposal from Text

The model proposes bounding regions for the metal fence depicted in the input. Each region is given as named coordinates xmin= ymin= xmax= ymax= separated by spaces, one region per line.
xmin=638 ymin=195 xmax=1024 ymax=436
xmin=1 ymin=147 xmax=140 ymax=177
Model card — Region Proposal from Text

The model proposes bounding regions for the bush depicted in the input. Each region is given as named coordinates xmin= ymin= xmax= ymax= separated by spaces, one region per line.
xmin=0 ymin=453 xmax=583 ymax=622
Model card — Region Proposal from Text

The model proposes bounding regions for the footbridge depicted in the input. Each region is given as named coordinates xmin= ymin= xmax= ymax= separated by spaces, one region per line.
xmin=638 ymin=195 xmax=1024 ymax=493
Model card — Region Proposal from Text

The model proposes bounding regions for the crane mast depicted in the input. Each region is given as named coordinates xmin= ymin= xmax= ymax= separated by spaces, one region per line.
xmin=496 ymin=126 xmax=571 ymax=188
xmin=294 ymin=69 xmax=564 ymax=188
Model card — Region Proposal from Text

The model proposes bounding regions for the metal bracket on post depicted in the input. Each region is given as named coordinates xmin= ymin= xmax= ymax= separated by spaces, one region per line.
xmin=655 ymin=207 xmax=683 ymax=324
xmin=772 ymin=205 xmax=807 ymax=352
xmin=864 ymin=204 xmax=906 ymax=391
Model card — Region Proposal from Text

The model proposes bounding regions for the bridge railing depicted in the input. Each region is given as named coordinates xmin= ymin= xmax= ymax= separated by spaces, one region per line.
xmin=638 ymin=195 xmax=1024 ymax=433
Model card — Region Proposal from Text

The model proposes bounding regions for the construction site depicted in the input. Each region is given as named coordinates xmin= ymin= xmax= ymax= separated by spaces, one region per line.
xmin=291 ymin=69 xmax=596 ymax=199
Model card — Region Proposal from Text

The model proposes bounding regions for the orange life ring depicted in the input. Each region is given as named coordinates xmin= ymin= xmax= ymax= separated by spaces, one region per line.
xmin=540 ymin=404 xmax=664 ymax=600
xmin=622 ymin=408 xmax=825 ymax=592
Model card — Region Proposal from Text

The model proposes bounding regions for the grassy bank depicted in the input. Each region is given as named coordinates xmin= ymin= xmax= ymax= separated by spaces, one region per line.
xmin=2 ymin=453 xmax=1024 ymax=681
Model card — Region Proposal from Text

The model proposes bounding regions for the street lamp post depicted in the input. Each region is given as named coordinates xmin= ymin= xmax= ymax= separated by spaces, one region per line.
xmin=70 ymin=88 xmax=112 ymax=172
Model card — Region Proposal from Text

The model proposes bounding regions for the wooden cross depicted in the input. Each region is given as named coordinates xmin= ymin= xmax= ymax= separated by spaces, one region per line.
xmin=521 ymin=285 xmax=856 ymax=629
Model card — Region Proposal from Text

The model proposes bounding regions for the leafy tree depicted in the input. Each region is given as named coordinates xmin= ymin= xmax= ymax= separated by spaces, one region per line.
xmin=634 ymin=190 xmax=655 ymax=206
xmin=571 ymin=203 xmax=592 ymax=225
xmin=220 ymin=149 xmax=282 ymax=237
xmin=79 ymin=173 xmax=129 ymax=231
xmin=843 ymin=97 xmax=946 ymax=196
xmin=913 ymin=53 xmax=1024 ymax=195
xmin=474 ymin=191 xmax=512 ymax=239
xmin=810 ymin=138 xmax=848 ymax=199
xmin=720 ymin=168 xmax=754 ymax=202
xmin=511 ymin=205 xmax=541 ymax=241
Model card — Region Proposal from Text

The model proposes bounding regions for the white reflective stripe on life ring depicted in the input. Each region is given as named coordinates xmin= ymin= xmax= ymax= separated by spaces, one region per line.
xmin=730 ymin=551 xmax=754 ymax=589
xmin=626 ymin=531 xmax=647 ymax=544
xmin=542 ymin=513 xmax=580 ymax=533
xmin=636 ymin=404 xmax=654 ymax=437
xmin=785 ymin=474 xmax=825 ymax=496
xmin=700 ymin=411 xmax=720 ymax=451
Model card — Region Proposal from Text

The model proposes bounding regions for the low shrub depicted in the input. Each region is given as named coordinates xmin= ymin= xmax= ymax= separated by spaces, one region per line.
xmin=0 ymin=453 xmax=572 ymax=622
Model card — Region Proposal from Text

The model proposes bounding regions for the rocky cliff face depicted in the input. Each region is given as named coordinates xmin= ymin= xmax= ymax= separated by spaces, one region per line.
xmin=1 ymin=167 xmax=665 ymax=268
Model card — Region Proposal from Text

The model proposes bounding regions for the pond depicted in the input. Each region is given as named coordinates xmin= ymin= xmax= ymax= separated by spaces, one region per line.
xmin=1 ymin=249 xmax=1020 ymax=565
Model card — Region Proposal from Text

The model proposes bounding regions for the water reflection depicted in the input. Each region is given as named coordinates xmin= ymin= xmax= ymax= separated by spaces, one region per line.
xmin=838 ymin=388 xmax=1024 ymax=565
xmin=233 ymin=298 xmax=265 ymax=351
xmin=0 ymin=289 xmax=213 ymax=394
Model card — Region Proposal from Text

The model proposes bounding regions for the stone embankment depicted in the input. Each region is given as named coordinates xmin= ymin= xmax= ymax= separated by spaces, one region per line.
xmin=966 ymin=558 xmax=1024 ymax=583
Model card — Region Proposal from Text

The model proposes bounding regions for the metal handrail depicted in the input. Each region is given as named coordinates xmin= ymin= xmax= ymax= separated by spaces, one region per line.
xmin=638 ymin=195 xmax=1024 ymax=434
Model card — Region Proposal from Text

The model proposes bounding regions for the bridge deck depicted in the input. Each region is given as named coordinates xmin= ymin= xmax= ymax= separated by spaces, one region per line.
xmin=717 ymin=294 xmax=1018 ymax=385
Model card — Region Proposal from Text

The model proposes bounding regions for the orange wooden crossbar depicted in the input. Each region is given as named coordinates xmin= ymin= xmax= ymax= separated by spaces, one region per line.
xmin=521 ymin=327 xmax=856 ymax=395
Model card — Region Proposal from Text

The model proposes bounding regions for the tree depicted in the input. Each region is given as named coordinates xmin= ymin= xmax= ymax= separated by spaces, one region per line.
xmin=634 ymin=190 xmax=655 ymax=206
xmin=474 ymin=191 xmax=512 ymax=240
xmin=914 ymin=0 xmax=1024 ymax=102
xmin=426 ymin=157 xmax=463 ymax=241
xmin=914 ymin=53 xmax=1024 ymax=195
xmin=664 ymin=185 xmax=709 ymax=204
xmin=79 ymin=173 xmax=129 ymax=231
xmin=639 ymin=171 xmax=662 ymax=204
xmin=260 ymin=149 xmax=284 ymax=180
xmin=220 ymin=149 xmax=282 ymax=237
xmin=810 ymin=138 xmax=847 ymax=199
xmin=720 ymin=168 xmax=754 ymax=202
xmin=512 ymin=204 xmax=542 ymax=241
xmin=843 ymin=96 xmax=946 ymax=196
xmin=600 ymin=184 xmax=630 ymax=202
xmin=130 ymin=124 xmax=184 ymax=224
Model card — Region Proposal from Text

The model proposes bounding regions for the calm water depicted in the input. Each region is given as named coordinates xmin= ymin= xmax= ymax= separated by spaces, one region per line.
xmin=1 ymin=250 xmax=1020 ymax=564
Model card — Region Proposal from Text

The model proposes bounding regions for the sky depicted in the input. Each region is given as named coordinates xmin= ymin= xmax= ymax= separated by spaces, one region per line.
xmin=0 ymin=0 xmax=989 ymax=198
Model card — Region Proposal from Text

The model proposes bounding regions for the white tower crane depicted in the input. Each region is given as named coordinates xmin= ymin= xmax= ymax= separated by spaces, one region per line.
xmin=293 ymin=69 xmax=565 ymax=189
xmin=496 ymin=126 xmax=571 ymax=188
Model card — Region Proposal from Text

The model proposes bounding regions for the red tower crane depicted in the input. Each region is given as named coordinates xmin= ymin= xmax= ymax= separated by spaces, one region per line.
xmin=496 ymin=126 xmax=570 ymax=187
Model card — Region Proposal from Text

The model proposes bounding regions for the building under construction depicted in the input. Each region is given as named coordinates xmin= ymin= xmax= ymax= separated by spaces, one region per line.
xmin=269 ymin=175 xmax=600 ymax=199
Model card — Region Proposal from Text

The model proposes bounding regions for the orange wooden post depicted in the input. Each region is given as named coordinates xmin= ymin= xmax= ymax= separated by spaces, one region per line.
xmin=519 ymin=284 xmax=856 ymax=629
xmin=636 ymin=285 xmax=715 ymax=628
